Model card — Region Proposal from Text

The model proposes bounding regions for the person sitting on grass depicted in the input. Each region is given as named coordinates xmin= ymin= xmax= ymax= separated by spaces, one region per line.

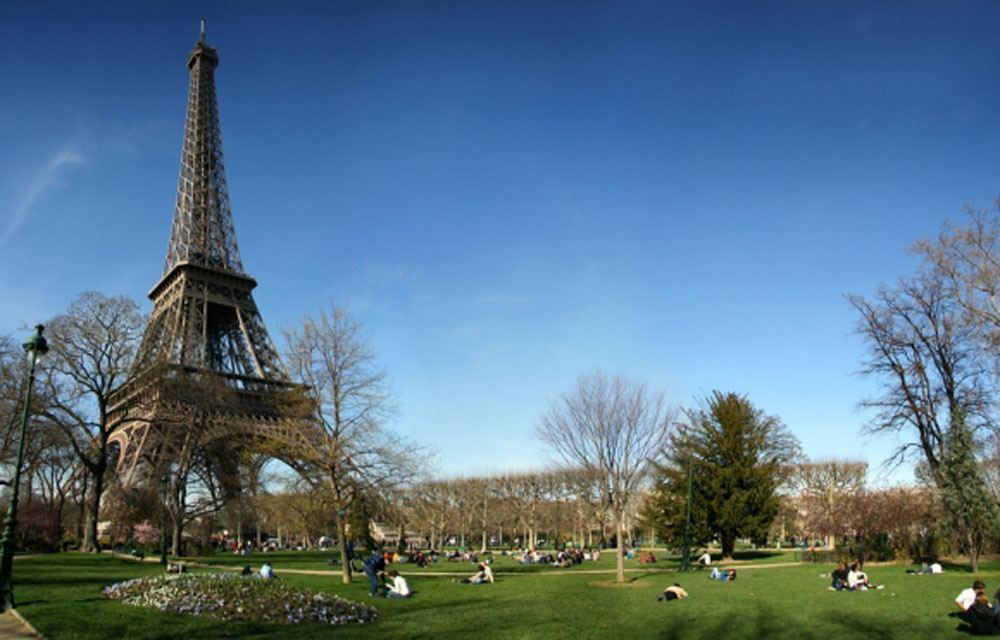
xmin=657 ymin=583 xmax=689 ymax=601
xmin=384 ymin=570 xmax=410 ymax=599
xmin=697 ymin=551 xmax=712 ymax=567
xmin=462 ymin=562 xmax=494 ymax=584
xmin=847 ymin=563 xmax=877 ymax=591
xmin=962 ymin=592 xmax=1000 ymax=636
xmin=413 ymin=551 xmax=429 ymax=568
xmin=259 ymin=562 xmax=274 ymax=580
xmin=957 ymin=581 xmax=987 ymax=612
xmin=831 ymin=562 xmax=849 ymax=591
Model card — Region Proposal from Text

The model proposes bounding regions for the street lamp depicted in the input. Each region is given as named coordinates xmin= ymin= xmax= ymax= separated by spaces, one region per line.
xmin=160 ymin=473 xmax=170 ymax=566
xmin=680 ymin=461 xmax=693 ymax=572
xmin=0 ymin=325 xmax=50 ymax=611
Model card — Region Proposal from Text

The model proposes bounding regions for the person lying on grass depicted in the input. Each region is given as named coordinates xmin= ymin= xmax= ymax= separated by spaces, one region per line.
xmin=906 ymin=561 xmax=943 ymax=575
xmin=657 ymin=583 xmax=688 ymax=602
xmin=957 ymin=581 xmax=987 ymax=612
xmin=384 ymin=570 xmax=410 ymax=599
xmin=962 ymin=592 xmax=1000 ymax=636
xmin=709 ymin=568 xmax=736 ymax=582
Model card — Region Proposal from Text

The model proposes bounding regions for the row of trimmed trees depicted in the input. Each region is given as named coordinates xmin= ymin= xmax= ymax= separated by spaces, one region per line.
xmin=404 ymin=470 xmax=622 ymax=553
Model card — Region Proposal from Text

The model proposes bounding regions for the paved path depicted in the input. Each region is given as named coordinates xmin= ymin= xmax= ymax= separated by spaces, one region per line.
xmin=0 ymin=611 xmax=42 ymax=639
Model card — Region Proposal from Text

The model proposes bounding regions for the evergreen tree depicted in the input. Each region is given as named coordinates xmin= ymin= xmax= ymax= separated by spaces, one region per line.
xmin=936 ymin=409 xmax=1000 ymax=572
xmin=648 ymin=391 xmax=800 ymax=559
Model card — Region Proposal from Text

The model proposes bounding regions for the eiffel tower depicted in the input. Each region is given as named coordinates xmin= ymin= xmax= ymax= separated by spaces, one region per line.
xmin=107 ymin=25 xmax=307 ymax=486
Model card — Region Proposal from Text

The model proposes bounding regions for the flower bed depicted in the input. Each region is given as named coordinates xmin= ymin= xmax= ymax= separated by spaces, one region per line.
xmin=103 ymin=573 xmax=379 ymax=625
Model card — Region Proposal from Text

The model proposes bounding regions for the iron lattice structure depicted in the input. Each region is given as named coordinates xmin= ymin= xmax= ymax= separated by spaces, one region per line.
xmin=107 ymin=32 xmax=309 ymax=486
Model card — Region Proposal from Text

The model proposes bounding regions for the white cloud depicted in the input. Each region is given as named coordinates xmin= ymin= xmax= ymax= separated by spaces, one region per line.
xmin=1 ymin=145 xmax=85 ymax=245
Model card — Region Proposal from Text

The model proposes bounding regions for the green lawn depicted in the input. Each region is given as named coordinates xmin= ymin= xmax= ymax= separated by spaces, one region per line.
xmin=15 ymin=553 xmax=990 ymax=639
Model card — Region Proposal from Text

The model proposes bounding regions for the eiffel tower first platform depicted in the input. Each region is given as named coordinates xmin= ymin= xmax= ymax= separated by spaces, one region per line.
xmin=107 ymin=27 xmax=309 ymax=486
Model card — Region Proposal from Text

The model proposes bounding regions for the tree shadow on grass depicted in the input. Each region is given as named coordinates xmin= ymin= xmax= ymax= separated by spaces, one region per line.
xmin=730 ymin=551 xmax=783 ymax=561
xmin=656 ymin=603 xmax=785 ymax=640
xmin=939 ymin=561 xmax=973 ymax=574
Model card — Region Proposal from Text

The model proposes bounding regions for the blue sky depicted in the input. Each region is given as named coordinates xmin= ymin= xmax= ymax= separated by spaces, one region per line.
xmin=3 ymin=1 xmax=1000 ymax=481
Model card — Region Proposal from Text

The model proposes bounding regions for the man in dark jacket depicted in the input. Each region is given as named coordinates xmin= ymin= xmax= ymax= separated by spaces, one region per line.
xmin=363 ymin=549 xmax=387 ymax=596
xmin=963 ymin=593 xmax=1000 ymax=636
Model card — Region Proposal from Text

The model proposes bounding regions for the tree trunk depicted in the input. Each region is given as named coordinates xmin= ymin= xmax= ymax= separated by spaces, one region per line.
xmin=481 ymin=529 xmax=487 ymax=553
xmin=721 ymin=532 xmax=735 ymax=560
xmin=76 ymin=473 xmax=88 ymax=542
xmin=969 ymin=532 xmax=979 ymax=573
xmin=616 ymin=522 xmax=625 ymax=583
xmin=171 ymin=517 xmax=183 ymax=556
xmin=337 ymin=518 xmax=352 ymax=584
xmin=83 ymin=462 xmax=106 ymax=552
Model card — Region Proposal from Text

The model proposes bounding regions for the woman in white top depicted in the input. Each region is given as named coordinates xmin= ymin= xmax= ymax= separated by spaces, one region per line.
xmin=385 ymin=570 xmax=410 ymax=599
xmin=470 ymin=562 xmax=494 ymax=584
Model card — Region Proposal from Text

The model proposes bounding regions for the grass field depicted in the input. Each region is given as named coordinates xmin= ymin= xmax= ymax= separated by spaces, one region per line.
xmin=14 ymin=552 xmax=992 ymax=639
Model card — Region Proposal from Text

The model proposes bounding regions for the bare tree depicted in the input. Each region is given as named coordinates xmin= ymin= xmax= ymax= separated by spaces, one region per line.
xmin=795 ymin=458 xmax=867 ymax=550
xmin=849 ymin=260 xmax=999 ymax=570
xmin=536 ymin=371 xmax=673 ymax=583
xmin=40 ymin=292 xmax=144 ymax=551
xmin=283 ymin=302 xmax=425 ymax=584
xmin=916 ymin=202 xmax=1000 ymax=373
xmin=847 ymin=274 xmax=990 ymax=474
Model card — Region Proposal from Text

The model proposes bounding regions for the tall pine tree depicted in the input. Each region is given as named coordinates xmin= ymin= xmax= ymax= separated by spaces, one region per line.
xmin=647 ymin=392 xmax=800 ymax=559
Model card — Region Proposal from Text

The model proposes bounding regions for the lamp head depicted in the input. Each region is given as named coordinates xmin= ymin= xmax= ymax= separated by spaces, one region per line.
xmin=23 ymin=324 xmax=49 ymax=358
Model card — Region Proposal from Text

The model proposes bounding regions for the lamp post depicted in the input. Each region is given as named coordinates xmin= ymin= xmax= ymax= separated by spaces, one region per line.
xmin=680 ymin=461 xmax=693 ymax=572
xmin=160 ymin=473 xmax=170 ymax=566
xmin=0 ymin=325 xmax=50 ymax=611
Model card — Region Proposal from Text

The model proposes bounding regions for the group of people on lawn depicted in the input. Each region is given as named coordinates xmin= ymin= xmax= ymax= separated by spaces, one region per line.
xmin=361 ymin=549 xmax=495 ymax=597
xmin=517 ymin=546 xmax=601 ymax=565
xmin=956 ymin=580 xmax=1000 ymax=635
xmin=829 ymin=561 xmax=881 ymax=591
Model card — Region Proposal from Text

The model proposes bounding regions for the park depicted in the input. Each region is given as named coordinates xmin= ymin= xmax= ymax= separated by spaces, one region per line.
xmin=14 ymin=550 xmax=1000 ymax=639
xmin=5 ymin=2 xmax=1000 ymax=639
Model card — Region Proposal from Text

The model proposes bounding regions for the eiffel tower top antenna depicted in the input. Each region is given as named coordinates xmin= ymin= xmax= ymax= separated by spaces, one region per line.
xmin=200 ymin=18 xmax=205 ymax=42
